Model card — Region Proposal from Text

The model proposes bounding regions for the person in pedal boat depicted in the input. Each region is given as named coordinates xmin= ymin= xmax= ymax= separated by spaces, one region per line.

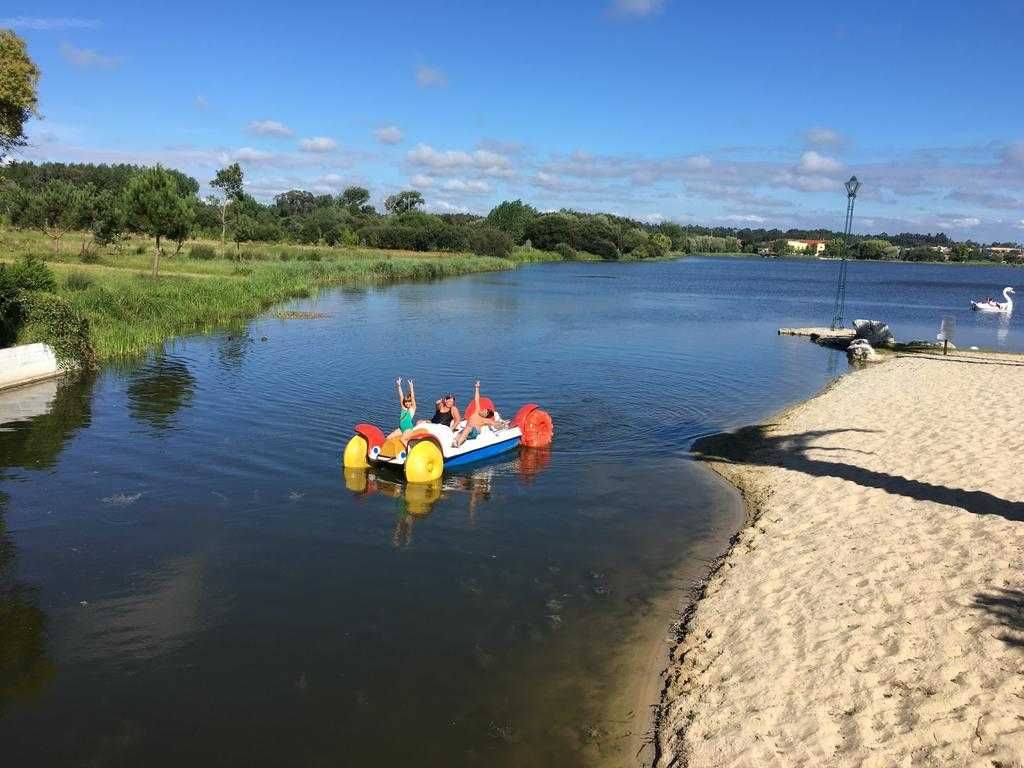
xmin=424 ymin=392 xmax=460 ymax=428
xmin=386 ymin=377 xmax=417 ymax=443
xmin=453 ymin=380 xmax=502 ymax=447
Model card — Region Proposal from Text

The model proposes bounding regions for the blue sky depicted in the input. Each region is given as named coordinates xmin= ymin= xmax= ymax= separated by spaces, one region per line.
xmin=6 ymin=0 xmax=1024 ymax=241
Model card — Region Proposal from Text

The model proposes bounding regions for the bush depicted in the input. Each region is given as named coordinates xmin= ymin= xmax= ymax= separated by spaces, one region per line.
xmin=554 ymin=242 xmax=578 ymax=260
xmin=134 ymin=244 xmax=146 ymax=255
xmin=469 ymin=226 xmax=513 ymax=259
xmin=6 ymin=255 xmax=57 ymax=293
xmin=19 ymin=292 xmax=96 ymax=369
xmin=189 ymin=244 xmax=218 ymax=260
xmin=65 ymin=271 xmax=95 ymax=291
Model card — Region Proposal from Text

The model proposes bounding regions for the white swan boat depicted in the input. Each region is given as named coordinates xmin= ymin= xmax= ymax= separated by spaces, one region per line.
xmin=971 ymin=286 xmax=1014 ymax=313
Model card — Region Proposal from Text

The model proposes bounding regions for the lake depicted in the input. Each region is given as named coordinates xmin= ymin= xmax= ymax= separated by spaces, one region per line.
xmin=1 ymin=256 xmax=1020 ymax=766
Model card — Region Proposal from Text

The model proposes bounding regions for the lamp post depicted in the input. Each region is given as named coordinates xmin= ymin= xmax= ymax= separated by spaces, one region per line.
xmin=830 ymin=175 xmax=861 ymax=330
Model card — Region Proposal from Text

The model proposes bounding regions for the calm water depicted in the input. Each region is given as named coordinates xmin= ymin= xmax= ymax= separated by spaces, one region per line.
xmin=1 ymin=257 xmax=1020 ymax=766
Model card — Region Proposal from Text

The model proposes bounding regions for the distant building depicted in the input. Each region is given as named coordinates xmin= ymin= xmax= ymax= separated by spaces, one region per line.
xmin=989 ymin=246 xmax=1024 ymax=260
xmin=786 ymin=239 xmax=827 ymax=255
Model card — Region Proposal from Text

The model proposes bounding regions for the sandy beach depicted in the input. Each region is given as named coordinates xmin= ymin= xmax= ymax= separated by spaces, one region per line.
xmin=656 ymin=352 xmax=1024 ymax=767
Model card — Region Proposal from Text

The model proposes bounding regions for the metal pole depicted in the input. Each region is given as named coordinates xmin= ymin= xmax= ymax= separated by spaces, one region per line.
xmin=830 ymin=186 xmax=857 ymax=330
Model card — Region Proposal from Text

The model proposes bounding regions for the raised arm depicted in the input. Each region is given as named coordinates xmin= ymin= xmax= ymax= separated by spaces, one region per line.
xmin=474 ymin=380 xmax=480 ymax=413
xmin=395 ymin=377 xmax=405 ymax=405
xmin=408 ymin=380 xmax=416 ymax=410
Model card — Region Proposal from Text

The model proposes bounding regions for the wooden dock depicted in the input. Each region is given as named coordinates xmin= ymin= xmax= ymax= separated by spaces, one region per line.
xmin=778 ymin=327 xmax=856 ymax=348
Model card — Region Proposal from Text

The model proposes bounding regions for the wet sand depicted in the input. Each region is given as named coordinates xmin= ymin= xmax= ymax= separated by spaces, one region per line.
xmin=655 ymin=352 xmax=1024 ymax=767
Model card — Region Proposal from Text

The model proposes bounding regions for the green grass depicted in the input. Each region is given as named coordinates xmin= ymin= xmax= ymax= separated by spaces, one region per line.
xmin=2 ymin=228 xmax=513 ymax=360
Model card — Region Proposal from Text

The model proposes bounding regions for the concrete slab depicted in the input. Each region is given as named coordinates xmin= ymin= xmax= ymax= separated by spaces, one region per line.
xmin=0 ymin=343 xmax=62 ymax=391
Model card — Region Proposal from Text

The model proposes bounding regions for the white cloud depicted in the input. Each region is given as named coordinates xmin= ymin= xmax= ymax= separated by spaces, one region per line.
xmin=410 ymin=174 xmax=435 ymax=188
xmin=298 ymin=136 xmax=338 ymax=153
xmin=416 ymin=65 xmax=448 ymax=88
xmin=719 ymin=214 xmax=767 ymax=224
xmin=59 ymin=42 xmax=120 ymax=70
xmin=799 ymin=150 xmax=843 ymax=173
xmin=936 ymin=215 xmax=981 ymax=229
xmin=233 ymin=147 xmax=275 ymax=163
xmin=686 ymin=155 xmax=712 ymax=170
xmin=442 ymin=179 xmax=491 ymax=194
xmin=195 ymin=96 xmax=209 ymax=111
xmin=1016 ymin=220 xmax=1024 ymax=231
xmin=804 ymin=127 xmax=842 ymax=147
xmin=374 ymin=125 xmax=404 ymax=145
xmin=608 ymin=0 xmax=665 ymax=18
xmin=247 ymin=120 xmax=293 ymax=138
xmin=1 ymin=16 xmax=99 ymax=29
xmin=637 ymin=212 xmax=665 ymax=224
xmin=406 ymin=143 xmax=514 ymax=177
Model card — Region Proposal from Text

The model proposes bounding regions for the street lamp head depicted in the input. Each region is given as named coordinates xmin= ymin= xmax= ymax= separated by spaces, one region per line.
xmin=845 ymin=175 xmax=861 ymax=198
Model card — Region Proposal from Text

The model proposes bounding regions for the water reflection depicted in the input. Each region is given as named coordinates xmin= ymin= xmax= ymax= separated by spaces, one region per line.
xmin=0 ymin=496 xmax=54 ymax=715
xmin=125 ymin=356 xmax=196 ymax=430
xmin=343 ymin=449 xmax=552 ymax=544
xmin=216 ymin=330 xmax=253 ymax=370
xmin=0 ymin=374 xmax=95 ymax=470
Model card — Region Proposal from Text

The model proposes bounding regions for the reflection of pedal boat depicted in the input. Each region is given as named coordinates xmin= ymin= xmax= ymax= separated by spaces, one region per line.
xmin=342 ymin=398 xmax=554 ymax=482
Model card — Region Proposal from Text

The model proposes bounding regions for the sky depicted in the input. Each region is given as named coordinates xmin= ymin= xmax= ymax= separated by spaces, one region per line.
xmin=5 ymin=0 xmax=1024 ymax=242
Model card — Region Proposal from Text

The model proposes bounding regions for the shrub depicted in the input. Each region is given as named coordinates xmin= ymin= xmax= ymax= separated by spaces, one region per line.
xmin=339 ymin=227 xmax=359 ymax=247
xmin=554 ymin=242 xmax=577 ymax=260
xmin=297 ymin=250 xmax=321 ymax=262
xmin=79 ymin=246 xmax=101 ymax=264
xmin=189 ymin=244 xmax=218 ymax=260
xmin=469 ymin=226 xmax=514 ymax=259
xmin=134 ymin=244 xmax=147 ymax=255
xmin=20 ymin=292 xmax=96 ymax=369
xmin=65 ymin=271 xmax=95 ymax=291
xmin=6 ymin=255 xmax=57 ymax=293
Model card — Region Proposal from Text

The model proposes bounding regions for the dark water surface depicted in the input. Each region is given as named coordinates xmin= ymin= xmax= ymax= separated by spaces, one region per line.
xmin=1 ymin=257 xmax=1020 ymax=766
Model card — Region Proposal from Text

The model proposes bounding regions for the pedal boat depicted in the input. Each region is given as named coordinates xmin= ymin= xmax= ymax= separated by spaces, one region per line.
xmin=342 ymin=397 xmax=553 ymax=482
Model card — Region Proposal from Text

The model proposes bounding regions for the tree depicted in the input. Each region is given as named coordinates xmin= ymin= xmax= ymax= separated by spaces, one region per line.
xmin=0 ymin=31 xmax=40 ymax=162
xmin=484 ymin=199 xmax=537 ymax=244
xmin=210 ymin=163 xmax=244 ymax=247
xmin=384 ymin=190 xmax=424 ymax=215
xmin=822 ymin=238 xmax=846 ymax=259
xmin=854 ymin=238 xmax=895 ymax=260
xmin=25 ymin=180 xmax=88 ymax=253
xmin=123 ymin=166 xmax=196 ymax=277
xmin=648 ymin=232 xmax=672 ymax=258
xmin=468 ymin=226 xmax=513 ymax=259
xmin=340 ymin=186 xmax=371 ymax=214
xmin=274 ymin=189 xmax=316 ymax=218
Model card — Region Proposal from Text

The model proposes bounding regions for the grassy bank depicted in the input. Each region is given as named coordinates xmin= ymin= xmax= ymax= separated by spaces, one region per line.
xmin=2 ymin=229 xmax=513 ymax=360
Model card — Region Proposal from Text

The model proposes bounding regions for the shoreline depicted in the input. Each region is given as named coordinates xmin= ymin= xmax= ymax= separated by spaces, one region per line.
xmin=653 ymin=352 xmax=1024 ymax=766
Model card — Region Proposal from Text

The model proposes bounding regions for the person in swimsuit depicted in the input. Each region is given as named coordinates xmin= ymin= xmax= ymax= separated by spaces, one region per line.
xmin=426 ymin=393 xmax=460 ymax=428
xmin=386 ymin=377 xmax=416 ymax=443
xmin=453 ymin=381 xmax=502 ymax=447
